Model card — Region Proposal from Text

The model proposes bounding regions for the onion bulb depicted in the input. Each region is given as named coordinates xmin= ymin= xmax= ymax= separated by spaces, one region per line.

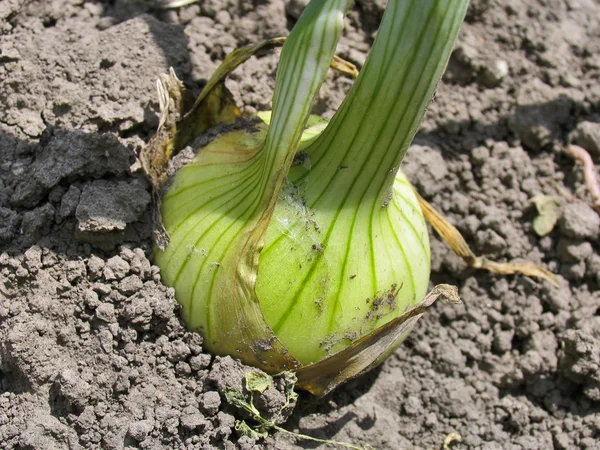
xmin=148 ymin=0 xmax=468 ymax=396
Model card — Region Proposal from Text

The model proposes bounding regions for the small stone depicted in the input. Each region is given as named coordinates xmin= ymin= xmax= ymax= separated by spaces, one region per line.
xmin=558 ymin=203 xmax=600 ymax=240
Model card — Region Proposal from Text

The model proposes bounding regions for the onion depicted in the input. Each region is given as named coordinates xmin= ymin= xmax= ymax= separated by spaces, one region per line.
xmin=149 ymin=0 xmax=468 ymax=396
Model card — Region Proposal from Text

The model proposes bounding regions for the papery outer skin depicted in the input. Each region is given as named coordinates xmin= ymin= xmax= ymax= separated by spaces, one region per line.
xmin=256 ymin=0 xmax=468 ymax=365
xmin=155 ymin=0 xmax=351 ymax=372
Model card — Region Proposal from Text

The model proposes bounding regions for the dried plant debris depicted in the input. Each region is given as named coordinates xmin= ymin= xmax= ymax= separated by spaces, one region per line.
xmin=416 ymin=191 xmax=558 ymax=286
xmin=564 ymin=144 xmax=600 ymax=215
xmin=224 ymin=371 xmax=370 ymax=449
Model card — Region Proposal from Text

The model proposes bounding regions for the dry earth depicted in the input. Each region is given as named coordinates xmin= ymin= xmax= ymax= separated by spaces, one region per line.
xmin=1 ymin=0 xmax=600 ymax=449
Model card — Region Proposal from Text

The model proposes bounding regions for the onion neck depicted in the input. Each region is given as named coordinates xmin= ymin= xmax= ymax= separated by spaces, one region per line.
xmin=292 ymin=0 xmax=469 ymax=209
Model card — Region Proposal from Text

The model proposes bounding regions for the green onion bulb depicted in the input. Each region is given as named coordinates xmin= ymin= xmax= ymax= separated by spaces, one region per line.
xmin=153 ymin=0 xmax=468 ymax=394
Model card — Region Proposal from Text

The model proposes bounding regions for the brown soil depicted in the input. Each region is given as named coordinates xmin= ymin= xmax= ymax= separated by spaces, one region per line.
xmin=1 ymin=1 xmax=600 ymax=449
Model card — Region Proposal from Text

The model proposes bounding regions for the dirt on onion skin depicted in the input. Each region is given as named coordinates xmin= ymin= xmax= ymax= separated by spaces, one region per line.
xmin=1 ymin=1 xmax=600 ymax=449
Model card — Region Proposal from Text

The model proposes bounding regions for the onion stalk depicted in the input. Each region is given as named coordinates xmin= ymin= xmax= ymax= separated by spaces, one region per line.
xmin=145 ymin=0 xmax=469 ymax=396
